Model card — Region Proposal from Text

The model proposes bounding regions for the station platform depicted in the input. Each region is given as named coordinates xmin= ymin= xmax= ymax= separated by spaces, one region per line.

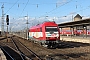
xmin=60 ymin=36 xmax=90 ymax=43
xmin=0 ymin=48 xmax=7 ymax=60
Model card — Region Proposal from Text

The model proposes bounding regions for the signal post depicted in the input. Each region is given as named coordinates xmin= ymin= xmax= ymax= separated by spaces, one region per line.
xmin=6 ymin=15 xmax=9 ymax=42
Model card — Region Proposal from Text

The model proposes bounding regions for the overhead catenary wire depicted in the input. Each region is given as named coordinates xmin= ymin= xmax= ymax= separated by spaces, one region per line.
xmin=0 ymin=0 xmax=87 ymax=17
xmin=42 ymin=0 xmax=90 ymax=19
xmin=66 ymin=5 xmax=90 ymax=16
xmin=20 ymin=0 xmax=29 ymax=16
xmin=39 ymin=0 xmax=73 ymax=18
xmin=5 ymin=0 xmax=19 ymax=14
xmin=0 ymin=0 xmax=72 ymax=17
xmin=48 ymin=0 xmax=73 ymax=14
xmin=1 ymin=0 xmax=90 ymax=19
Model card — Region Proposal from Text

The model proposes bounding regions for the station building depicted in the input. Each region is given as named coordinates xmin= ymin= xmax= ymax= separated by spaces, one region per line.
xmin=59 ymin=14 xmax=90 ymax=36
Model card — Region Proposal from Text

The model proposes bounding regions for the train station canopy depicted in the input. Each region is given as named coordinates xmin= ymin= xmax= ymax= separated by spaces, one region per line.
xmin=58 ymin=18 xmax=90 ymax=28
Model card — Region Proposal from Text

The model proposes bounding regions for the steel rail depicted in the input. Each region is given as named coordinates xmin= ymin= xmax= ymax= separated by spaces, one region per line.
xmin=11 ymin=37 xmax=32 ymax=60
xmin=11 ymin=38 xmax=25 ymax=60
xmin=0 ymin=41 xmax=30 ymax=60
xmin=18 ymin=40 xmax=42 ymax=60
xmin=12 ymin=37 xmax=42 ymax=60
xmin=0 ymin=46 xmax=15 ymax=60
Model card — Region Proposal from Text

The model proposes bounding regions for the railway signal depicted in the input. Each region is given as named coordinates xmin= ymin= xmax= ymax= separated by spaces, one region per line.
xmin=6 ymin=15 xmax=9 ymax=42
xmin=6 ymin=15 xmax=9 ymax=25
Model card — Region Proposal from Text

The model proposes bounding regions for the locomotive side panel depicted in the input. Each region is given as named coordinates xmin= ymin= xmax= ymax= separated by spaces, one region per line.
xmin=29 ymin=28 xmax=43 ymax=39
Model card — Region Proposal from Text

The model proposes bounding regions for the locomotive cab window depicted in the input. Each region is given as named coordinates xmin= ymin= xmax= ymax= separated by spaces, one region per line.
xmin=45 ymin=27 xmax=58 ymax=32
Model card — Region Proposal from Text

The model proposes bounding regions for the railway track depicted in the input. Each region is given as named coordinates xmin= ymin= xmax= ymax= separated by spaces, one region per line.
xmin=14 ymin=35 xmax=73 ymax=60
xmin=0 ymin=42 xmax=25 ymax=60
xmin=11 ymin=37 xmax=42 ymax=60
xmin=16 ymin=36 xmax=90 ymax=60
xmin=0 ymin=37 xmax=42 ymax=60
xmin=0 ymin=46 xmax=16 ymax=60
xmin=0 ymin=35 xmax=90 ymax=60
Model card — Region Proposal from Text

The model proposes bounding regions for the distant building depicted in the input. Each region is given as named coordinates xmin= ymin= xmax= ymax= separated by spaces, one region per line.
xmin=74 ymin=14 xmax=82 ymax=21
xmin=74 ymin=14 xmax=83 ymax=30
xmin=61 ymin=14 xmax=83 ymax=34
xmin=73 ymin=14 xmax=90 ymax=30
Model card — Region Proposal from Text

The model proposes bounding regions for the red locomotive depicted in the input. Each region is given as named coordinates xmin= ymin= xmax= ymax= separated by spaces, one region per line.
xmin=29 ymin=21 xmax=60 ymax=48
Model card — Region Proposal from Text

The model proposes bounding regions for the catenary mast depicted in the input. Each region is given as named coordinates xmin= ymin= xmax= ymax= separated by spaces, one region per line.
xmin=1 ymin=4 xmax=4 ymax=35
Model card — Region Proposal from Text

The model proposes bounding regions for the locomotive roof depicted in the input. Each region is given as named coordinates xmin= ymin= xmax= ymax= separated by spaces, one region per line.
xmin=30 ymin=21 xmax=57 ymax=29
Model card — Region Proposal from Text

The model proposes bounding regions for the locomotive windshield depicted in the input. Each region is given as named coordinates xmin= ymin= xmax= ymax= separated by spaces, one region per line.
xmin=45 ymin=27 xmax=58 ymax=32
